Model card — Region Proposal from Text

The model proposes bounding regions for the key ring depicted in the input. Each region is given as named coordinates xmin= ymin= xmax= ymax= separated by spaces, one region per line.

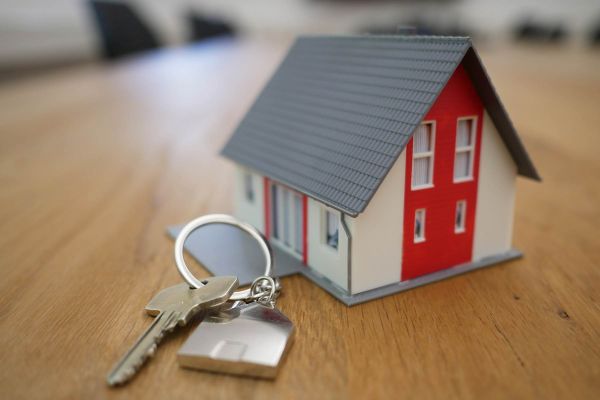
xmin=174 ymin=214 xmax=273 ymax=302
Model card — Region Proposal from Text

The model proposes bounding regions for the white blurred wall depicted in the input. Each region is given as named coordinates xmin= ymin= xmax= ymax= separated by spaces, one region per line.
xmin=0 ymin=0 xmax=96 ymax=68
xmin=0 ymin=0 xmax=598 ymax=70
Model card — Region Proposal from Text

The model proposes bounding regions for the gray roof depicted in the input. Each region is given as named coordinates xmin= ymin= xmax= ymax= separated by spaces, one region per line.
xmin=222 ymin=35 xmax=540 ymax=216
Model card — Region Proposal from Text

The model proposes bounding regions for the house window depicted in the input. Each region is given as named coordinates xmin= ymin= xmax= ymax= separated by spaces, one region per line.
xmin=325 ymin=210 xmax=339 ymax=250
xmin=414 ymin=209 xmax=426 ymax=243
xmin=454 ymin=118 xmax=476 ymax=181
xmin=243 ymin=172 xmax=254 ymax=202
xmin=412 ymin=122 xmax=435 ymax=189
xmin=455 ymin=200 xmax=466 ymax=233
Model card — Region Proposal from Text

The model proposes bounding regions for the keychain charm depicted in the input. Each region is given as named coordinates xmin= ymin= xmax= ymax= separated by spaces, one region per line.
xmin=173 ymin=215 xmax=294 ymax=379
xmin=177 ymin=276 xmax=294 ymax=378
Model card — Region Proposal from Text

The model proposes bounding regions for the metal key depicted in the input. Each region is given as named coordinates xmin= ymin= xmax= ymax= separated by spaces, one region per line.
xmin=106 ymin=276 xmax=238 ymax=386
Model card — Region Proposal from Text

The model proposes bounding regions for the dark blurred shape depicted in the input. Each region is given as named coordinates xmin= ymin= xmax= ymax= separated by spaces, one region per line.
xmin=513 ymin=19 xmax=567 ymax=44
xmin=89 ymin=0 xmax=161 ymax=60
xmin=187 ymin=13 xmax=235 ymax=43
xmin=360 ymin=19 xmax=472 ymax=38
xmin=590 ymin=18 xmax=600 ymax=45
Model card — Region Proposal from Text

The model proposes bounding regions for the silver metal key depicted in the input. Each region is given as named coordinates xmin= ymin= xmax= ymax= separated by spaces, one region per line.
xmin=106 ymin=276 xmax=238 ymax=386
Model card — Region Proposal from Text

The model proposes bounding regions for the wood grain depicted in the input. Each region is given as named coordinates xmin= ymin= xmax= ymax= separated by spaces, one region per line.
xmin=0 ymin=38 xmax=599 ymax=400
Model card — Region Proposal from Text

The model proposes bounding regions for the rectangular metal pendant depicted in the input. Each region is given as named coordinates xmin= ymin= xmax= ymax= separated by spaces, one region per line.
xmin=177 ymin=302 xmax=294 ymax=379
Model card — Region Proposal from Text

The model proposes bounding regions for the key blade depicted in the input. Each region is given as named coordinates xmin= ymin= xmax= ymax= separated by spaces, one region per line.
xmin=107 ymin=277 xmax=239 ymax=387
xmin=107 ymin=311 xmax=178 ymax=386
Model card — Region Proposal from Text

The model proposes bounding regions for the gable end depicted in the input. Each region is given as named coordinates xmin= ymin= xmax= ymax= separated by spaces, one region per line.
xmin=462 ymin=47 xmax=541 ymax=181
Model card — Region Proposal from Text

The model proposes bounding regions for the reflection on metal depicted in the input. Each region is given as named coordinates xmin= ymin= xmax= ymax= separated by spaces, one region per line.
xmin=178 ymin=302 xmax=294 ymax=379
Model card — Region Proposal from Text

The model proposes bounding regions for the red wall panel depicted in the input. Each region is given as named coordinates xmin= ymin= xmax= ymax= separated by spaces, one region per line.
xmin=402 ymin=64 xmax=484 ymax=280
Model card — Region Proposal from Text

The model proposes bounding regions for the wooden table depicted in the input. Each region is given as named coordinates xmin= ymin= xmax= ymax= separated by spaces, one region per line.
xmin=1 ymin=38 xmax=599 ymax=399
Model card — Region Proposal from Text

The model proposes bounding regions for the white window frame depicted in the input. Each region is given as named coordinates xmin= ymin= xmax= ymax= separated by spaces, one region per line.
xmin=322 ymin=208 xmax=339 ymax=251
xmin=243 ymin=171 xmax=254 ymax=203
xmin=453 ymin=116 xmax=477 ymax=183
xmin=455 ymin=200 xmax=467 ymax=233
xmin=414 ymin=208 xmax=426 ymax=243
xmin=411 ymin=121 xmax=436 ymax=190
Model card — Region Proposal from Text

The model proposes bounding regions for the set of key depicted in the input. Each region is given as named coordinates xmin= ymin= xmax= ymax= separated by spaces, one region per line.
xmin=106 ymin=214 xmax=294 ymax=386
xmin=107 ymin=272 xmax=294 ymax=386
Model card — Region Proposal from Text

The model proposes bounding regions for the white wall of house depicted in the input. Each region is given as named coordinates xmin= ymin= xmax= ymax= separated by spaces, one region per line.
xmin=350 ymin=151 xmax=406 ymax=294
xmin=234 ymin=113 xmax=517 ymax=296
xmin=307 ymin=200 xmax=349 ymax=291
xmin=234 ymin=167 xmax=349 ymax=291
xmin=233 ymin=166 xmax=265 ymax=232
xmin=472 ymin=111 xmax=517 ymax=260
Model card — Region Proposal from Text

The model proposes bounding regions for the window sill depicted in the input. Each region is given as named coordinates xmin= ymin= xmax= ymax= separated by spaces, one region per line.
xmin=411 ymin=184 xmax=434 ymax=191
xmin=414 ymin=238 xmax=426 ymax=244
xmin=453 ymin=177 xmax=474 ymax=184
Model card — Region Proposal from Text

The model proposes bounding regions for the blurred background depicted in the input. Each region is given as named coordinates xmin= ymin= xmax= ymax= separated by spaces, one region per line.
xmin=1 ymin=0 xmax=600 ymax=82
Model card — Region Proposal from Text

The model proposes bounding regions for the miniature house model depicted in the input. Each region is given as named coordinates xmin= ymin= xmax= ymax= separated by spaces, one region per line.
xmin=221 ymin=35 xmax=539 ymax=304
